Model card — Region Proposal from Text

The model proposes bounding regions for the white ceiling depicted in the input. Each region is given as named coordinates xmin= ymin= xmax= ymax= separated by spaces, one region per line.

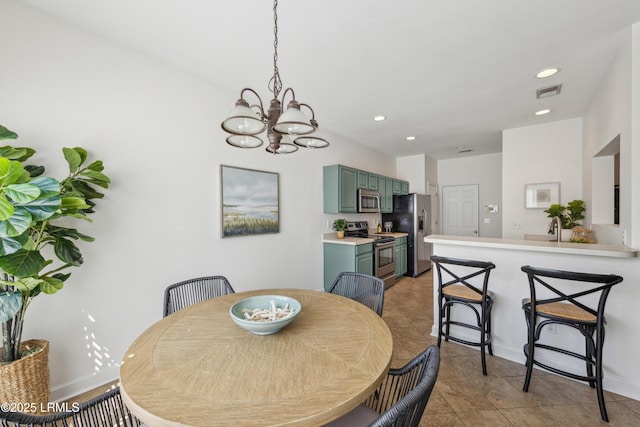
xmin=18 ymin=0 xmax=640 ymax=159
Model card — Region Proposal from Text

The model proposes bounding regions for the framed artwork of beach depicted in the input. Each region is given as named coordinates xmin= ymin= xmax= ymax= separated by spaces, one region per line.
xmin=220 ymin=165 xmax=279 ymax=237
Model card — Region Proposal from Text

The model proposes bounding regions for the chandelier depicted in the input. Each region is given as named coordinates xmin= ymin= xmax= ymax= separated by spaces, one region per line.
xmin=220 ymin=0 xmax=329 ymax=154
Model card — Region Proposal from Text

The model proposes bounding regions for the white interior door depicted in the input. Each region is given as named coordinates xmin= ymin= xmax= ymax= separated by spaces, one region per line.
xmin=442 ymin=184 xmax=479 ymax=237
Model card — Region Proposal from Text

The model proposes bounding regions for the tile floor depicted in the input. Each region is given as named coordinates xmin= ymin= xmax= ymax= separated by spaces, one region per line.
xmin=74 ymin=272 xmax=640 ymax=426
xmin=383 ymin=272 xmax=640 ymax=426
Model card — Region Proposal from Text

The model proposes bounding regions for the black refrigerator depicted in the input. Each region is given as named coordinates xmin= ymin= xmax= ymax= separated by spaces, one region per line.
xmin=382 ymin=193 xmax=432 ymax=277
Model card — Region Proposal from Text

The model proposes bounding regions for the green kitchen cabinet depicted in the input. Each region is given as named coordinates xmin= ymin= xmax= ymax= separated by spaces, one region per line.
xmin=395 ymin=236 xmax=408 ymax=277
xmin=323 ymin=165 xmax=358 ymax=213
xmin=368 ymin=173 xmax=379 ymax=190
xmin=377 ymin=175 xmax=394 ymax=213
xmin=357 ymin=170 xmax=369 ymax=189
xmin=384 ymin=177 xmax=393 ymax=213
xmin=392 ymin=179 xmax=410 ymax=195
xmin=392 ymin=179 xmax=403 ymax=195
xmin=323 ymin=242 xmax=373 ymax=290
xmin=401 ymin=180 xmax=409 ymax=194
xmin=324 ymin=164 xmax=407 ymax=213
xmin=357 ymin=170 xmax=379 ymax=190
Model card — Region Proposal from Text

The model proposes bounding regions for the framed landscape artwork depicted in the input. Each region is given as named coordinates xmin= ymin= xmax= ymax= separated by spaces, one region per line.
xmin=220 ymin=165 xmax=280 ymax=237
xmin=525 ymin=182 xmax=559 ymax=209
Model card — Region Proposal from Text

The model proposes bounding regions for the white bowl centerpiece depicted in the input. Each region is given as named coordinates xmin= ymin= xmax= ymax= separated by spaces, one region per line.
xmin=229 ymin=295 xmax=301 ymax=335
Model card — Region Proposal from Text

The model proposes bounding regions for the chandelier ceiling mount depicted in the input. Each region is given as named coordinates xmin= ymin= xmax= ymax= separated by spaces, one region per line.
xmin=221 ymin=0 xmax=329 ymax=155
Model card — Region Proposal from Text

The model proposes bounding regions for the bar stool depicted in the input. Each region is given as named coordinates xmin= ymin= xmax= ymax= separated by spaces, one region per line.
xmin=520 ymin=265 xmax=623 ymax=422
xmin=431 ymin=255 xmax=496 ymax=375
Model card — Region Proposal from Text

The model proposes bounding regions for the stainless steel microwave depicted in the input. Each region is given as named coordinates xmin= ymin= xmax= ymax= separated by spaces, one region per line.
xmin=358 ymin=189 xmax=381 ymax=213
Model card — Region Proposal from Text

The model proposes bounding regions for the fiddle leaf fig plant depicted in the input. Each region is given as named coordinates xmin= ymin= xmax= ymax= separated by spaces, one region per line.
xmin=0 ymin=124 xmax=110 ymax=363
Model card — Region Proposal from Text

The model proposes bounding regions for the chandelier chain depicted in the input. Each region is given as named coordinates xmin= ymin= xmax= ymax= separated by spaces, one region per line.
xmin=269 ymin=0 xmax=283 ymax=99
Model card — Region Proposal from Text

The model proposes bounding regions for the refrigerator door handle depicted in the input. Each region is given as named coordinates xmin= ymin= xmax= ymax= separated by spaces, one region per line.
xmin=418 ymin=209 xmax=426 ymax=233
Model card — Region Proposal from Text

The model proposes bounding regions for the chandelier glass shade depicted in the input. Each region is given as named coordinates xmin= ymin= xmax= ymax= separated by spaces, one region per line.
xmin=220 ymin=0 xmax=329 ymax=154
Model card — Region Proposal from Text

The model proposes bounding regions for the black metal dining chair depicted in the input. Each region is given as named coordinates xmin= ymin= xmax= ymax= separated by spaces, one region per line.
xmin=0 ymin=386 xmax=142 ymax=427
xmin=521 ymin=265 xmax=623 ymax=422
xmin=163 ymin=275 xmax=235 ymax=317
xmin=324 ymin=345 xmax=440 ymax=427
xmin=328 ymin=272 xmax=385 ymax=316
xmin=431 ymin=255 xmax=496 ymax=375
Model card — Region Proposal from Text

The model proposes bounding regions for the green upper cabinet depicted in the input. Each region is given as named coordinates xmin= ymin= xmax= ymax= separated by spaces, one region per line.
xmin=357 ymin=170 xmax=379 ymax=190
xmin=378 ymin=175 xmax=387 ymax=212
xmin=378 ymin=175 xmax=393 ymax=213
xmin=384 ymin=177 xmax=393 ymax=213
xmin=393 ymin=179 xmax=410 ymax=195
xmin=392 ymin=179 xmax=403 ymax=195
xmin=401 ymin=180 xmax=409 ymax=194
xmin=368 ymin=173 xmax=379 ymax=190
xmin=324 ymin=165 xmax=409 ymax=213
xmin=356 ymin=170 xmax=369 ymax=189
xmin=324 ymin=165 xmax=358 ymax=213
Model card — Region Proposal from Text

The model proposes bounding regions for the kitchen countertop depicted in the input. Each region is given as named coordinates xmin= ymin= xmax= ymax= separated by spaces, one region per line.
xmin=425 ymin=234 xmax=637 ymax=258
xmin=323 ymin=232 xmax=408 ymax=245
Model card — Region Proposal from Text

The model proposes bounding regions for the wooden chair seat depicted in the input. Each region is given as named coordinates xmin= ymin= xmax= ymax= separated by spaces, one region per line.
xmin=522 ymin=298 xmax=596 ymax=323
xmin=444 ymin=284 xmax=492 ymax=302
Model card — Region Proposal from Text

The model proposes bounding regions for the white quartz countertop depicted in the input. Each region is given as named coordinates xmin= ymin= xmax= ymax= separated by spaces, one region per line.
xmin=424 ymin=234 xmax=637 ymax=258
xmin=323 ymin=232 xmax=408 ymax=245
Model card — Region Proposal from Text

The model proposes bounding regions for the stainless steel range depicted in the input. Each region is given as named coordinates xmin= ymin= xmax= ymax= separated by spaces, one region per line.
xmin=345 ymin=221 xmax=396 ymax=289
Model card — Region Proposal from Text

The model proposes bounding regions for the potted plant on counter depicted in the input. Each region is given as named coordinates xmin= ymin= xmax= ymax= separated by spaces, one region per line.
xmin=332 ymin=218 xmax=348 ymax=239
xmin=544 ymin=199 xmax=586 ymax=241
xmin=0 ymin=124 xmax=110 ymax=407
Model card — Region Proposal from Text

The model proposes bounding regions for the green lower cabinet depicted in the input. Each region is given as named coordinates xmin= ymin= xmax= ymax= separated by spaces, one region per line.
xmin=323 ymin=242 xmax=373 ymax=291
xmin=394 ymin=237 xmax=408 ymax=277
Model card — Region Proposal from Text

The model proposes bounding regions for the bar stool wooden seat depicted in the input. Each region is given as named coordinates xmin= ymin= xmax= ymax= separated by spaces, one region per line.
xmin=431 ymin=255 xmax=496 ymax=375
xmin=520 ymin=265 xmax=623 ymax=422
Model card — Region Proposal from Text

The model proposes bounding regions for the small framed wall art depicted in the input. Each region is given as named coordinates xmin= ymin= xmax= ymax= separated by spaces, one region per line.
xmin=525 ymin=182 xmax=559 ymax=209
xmin=220 ymin=165 xmax=280 ymax=237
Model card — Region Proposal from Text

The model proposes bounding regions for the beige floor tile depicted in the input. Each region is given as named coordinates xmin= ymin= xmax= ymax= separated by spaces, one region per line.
xmin=420 ymin=412 xmax=466 ymax=426
xmin=457 ymin=409 xmax=514 ymax=426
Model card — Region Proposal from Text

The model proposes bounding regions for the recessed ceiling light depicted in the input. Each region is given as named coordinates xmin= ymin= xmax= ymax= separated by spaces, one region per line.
xmin=406 ymin=136 xmax=416 ymax=141
xmin=535 ymin=109 xmax=551 ymax=116
xmin=536 ymin=68 xmax=560 ymax=78
xmin=373 ymin=115 xmax=386 ymax=121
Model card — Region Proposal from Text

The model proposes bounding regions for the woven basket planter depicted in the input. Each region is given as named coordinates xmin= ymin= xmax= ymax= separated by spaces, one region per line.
xmin=0 ymin=339 xmax=50 ymax=409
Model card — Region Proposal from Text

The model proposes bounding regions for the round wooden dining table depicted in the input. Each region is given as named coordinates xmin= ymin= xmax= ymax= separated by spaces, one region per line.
xmin=120 ymin=288 xmax=393 ymax=427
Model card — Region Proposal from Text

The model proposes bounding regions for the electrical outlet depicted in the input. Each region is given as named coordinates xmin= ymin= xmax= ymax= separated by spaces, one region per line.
xmin=546 ymin=324 xmax=557 ymax=334
xmin=512 ymin=221 xmax=522 ymax=229
xmin=326 ymin=220 xmax=332 ymax=229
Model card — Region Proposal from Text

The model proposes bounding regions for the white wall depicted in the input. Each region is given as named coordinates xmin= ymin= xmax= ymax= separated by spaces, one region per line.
xmin=502 ymin=119 xmax=582 ymax=239
xmin=437 ymin=152 xmax=503 ymax=238
xmin=0 ymin=0 xmax=395 ymax=399
xmin=396 ymin=154 xmax=427 ymax=193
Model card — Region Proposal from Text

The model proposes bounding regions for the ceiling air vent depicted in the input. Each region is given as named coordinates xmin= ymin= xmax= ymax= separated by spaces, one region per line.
xmin=537 ymin=84 xmax=562 ymax=99
xmin=456 ymin=146 xmax=473 ymax=154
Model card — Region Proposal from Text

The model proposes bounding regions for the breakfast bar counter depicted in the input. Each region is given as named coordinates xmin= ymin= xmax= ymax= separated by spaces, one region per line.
xmin=424 ymin=234 xmax=640 ymax=401
xmin=425 ymin=234 xmax=637 ymax=258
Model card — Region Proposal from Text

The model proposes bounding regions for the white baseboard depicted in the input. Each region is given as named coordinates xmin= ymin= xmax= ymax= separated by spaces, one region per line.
xmin=50 ymin=367 xmax=119 ymax=402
